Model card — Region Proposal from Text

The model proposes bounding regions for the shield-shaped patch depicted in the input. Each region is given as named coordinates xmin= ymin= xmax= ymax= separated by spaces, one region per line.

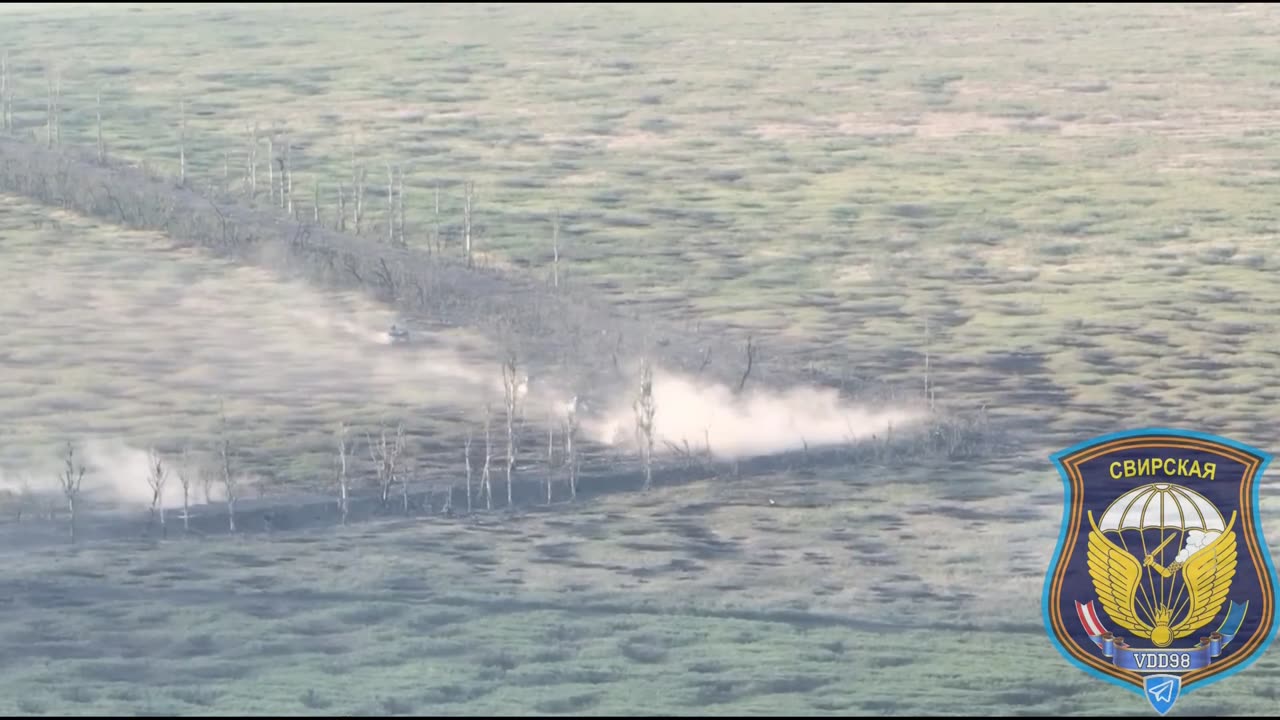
xmin=1043 ymin=429 xmax=1278 ymax=715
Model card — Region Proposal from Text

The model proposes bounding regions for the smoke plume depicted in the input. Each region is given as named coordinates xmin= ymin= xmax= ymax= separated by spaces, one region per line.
xmin=580 ymin=366 xmax=927 ymax=461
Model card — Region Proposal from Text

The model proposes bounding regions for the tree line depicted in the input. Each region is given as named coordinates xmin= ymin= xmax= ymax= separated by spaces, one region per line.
xmin=0 ymin=52 xmax=997 ymax=543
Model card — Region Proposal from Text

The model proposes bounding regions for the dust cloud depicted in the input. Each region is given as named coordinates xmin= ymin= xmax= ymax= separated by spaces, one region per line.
xmin=580 ymin=366 xmax=927 ymax=461
xmin=0 ymin=439 xmax=256 ymax=509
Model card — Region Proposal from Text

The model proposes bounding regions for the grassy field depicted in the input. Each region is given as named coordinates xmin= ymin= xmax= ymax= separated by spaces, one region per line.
xmin=2 ymin=4 xmax=1279 ymax=439
xmin=7 ymin=464 xmax=1277 ymax=717
xmin=3 ymin=2 xmax=1280 ymax=715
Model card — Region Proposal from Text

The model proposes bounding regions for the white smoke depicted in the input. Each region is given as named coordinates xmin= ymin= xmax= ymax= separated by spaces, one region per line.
xmin=580 ymin=366 xmax=927 ymax=461
xmin=1175 ymin=529 xmax=1221 ymax=564
xmin=0 ymin=439 xmax=255 ymax=510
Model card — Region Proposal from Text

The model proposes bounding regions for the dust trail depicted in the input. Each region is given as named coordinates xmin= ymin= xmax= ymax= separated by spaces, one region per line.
xmin=0 ymin=439 xmax=259 ymax=509
xmin=174 ymin=275 xmax=509 ymax=405
xmin=579 ymin=366 xmax=927 ymax=461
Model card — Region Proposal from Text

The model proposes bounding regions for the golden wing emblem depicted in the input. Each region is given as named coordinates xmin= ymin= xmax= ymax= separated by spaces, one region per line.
xmin=1172 ymin=511 xmax=1238 ymax=639
xmin=1086 ymin=511 xmax=1152 ymax=638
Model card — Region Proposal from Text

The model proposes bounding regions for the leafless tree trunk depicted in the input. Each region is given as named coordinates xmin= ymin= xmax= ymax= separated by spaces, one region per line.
xmin=267 ymin=135 xmax=277 ymax=206
xmin=337 ymin=182 xmax=346 ymax=231
xmin=464 ymin=429 xmax=473 ymax=513
xmin=924 ymin=316 xmax=934 ymax=411
xmin=463 ymin=180 xmax=475 ymax=267
xmin=565 ymin=397 xmax=579 ymax=501
xmin=551 ymin=210 xmax=561 ymax=289
xmin=59 ymin=441 xmax=86 ymax=543
xmin=285 ymin=137 xmax=294 ymax=216
xmin=218 ymin=403 xmax=238 ymax=533
xmin=0 ymin=49 xmax=8 ymax=133
xmin=2 ymin=51 xmax=11 ymax=134
xmin=246 ymin=123 xmax=258 ymax=200
xmin=50 ymin=64 xmax=61 ymax=147
xmin=433 ymin=184 xmax=441 ymax=256
xmin=482 ymin=405 xmax=493 ymax=511
xmin=387 ymin=163 xmax=396 ymax=245
xmin=178 ymin=446 xmax=193 ymax=534
xmin=354 ymin=165 xmax=366 ymax=236
xmin=697 ymin=346 xmax=713 ymax=375
xmin=336 ymin=421 xmax=350 ymax=526
xmin=178 ymin=99 xmax=187 ymax=186
xmin=146 ymin=448 xmax=168 ymax=539
xmin=736 ymin=336 xmax=756 ymax=394
xmin=313 ymin=178 xmax=320 ymax=225
xmin=502 ymin=356 xmax=521 ymax=507
xmin=14 ymin=478 xmax=35 ymax=523
xmin=397 ymin=166 xmax=406 ymax=246
xmin=45 ymin=65 xmax=53 ymax=149
xmin=95 ymin=88 xmax=105 ymax=163
xmin=441 ymin=474 xmax=453 ymax=514
xmin=546 ymin=418 xmax=555 ymax=505
xmin=223 ymin=150 xmax=230 ymax=193
xmin=201 ymin=457 xmax=215 ymax=505
xmin=401 ymin=458 xmax=412 ymax=515
xmin=367 ymin=421 xmax=405 ymax=512
xmin=635 ymin=359 xmax=657 ymax=491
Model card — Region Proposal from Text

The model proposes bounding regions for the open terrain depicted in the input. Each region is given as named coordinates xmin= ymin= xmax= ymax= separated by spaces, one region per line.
xmin=3 ymin=2 xmax=1280 ymax=715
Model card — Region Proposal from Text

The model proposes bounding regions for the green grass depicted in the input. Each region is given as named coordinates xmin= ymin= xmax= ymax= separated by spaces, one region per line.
xmin=3 ymin=2 xmax=1280 ymax=715
xmin=3 ymin=464 xmax=1278 ymax=716
xmin=7 ymin=465 xmax=1276 ymax=717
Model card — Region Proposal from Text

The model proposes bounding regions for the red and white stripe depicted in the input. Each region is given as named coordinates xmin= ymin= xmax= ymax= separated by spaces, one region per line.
xmin=1076 ymin=600 xmax=1110 ymax=641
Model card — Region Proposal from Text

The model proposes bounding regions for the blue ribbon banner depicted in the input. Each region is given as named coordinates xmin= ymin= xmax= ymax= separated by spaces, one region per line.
xmin=1088 ymin=601 xmax=1248 ymax=673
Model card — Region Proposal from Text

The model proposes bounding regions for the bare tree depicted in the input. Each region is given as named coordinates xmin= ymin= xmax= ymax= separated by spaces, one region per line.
xmin=551 ymin=209 xmax=561 ymax=289
xmin=266 ymin=134 xmax=275 ymax=205
xmin=401 ymin=456 xmax=413 ymax=515
xmin=313 ymin=178 xmax=321 ymax=225
xmin=697 ymin=346 xmax=713 ymax=375
xmin=736 ymin=336 xmax=757 ymax=394
xmin=246 ymin=123 xmax=259 ymax=199
xmin=9 ymin=477 xmax=35 ymax=523
xmin=438 ymin=447 xmax=454 ymax=514
xmin=201 ymin=454 xmax=215 ymax=505
xmin=565 ymin=397 xmax=579 ymax=501
xmin=353 ymin=164 xmax=367 ymax=236
xmin=223 ymin=150 xmax=230 ymax=193
xmin=44 ymin=64 xmax=53 ymax=148
xmin=433 ymin=184 xmax=441 ymax=255
xmin=218 ymin=403 xmax=238 ymax=533
xmin=464 ymin=428 xmax=474 ymax=513
xmin=501 ymin=355 xmax=521 ymax=507
xmin=337 ymin=182 xmax=346 ymax=231
xmin=2 ymin=51 xmax=11 ymax=134
xmin=397 ymin=166 xmax=406 ymax=246
xmin=924 ymin=316 xmax=935 ymax=411
xmin=546 ymin=414 xmax=556 ymax=505
xmin=463 ymin=180 xmax=475 ymax=267
xmin=178 ymin=99 xmax=187 ymax=186
xmin=177 ymin=445 xmax=194 ymax=534
xmin=367 ymin=421 xmax=405 ymax=511
xmin=145 ymin=448 xmax=169 ymax=538
xmin=635 ymin=359 xmax=657 ymax=491
xmin=387 ymin=162 xmax=396 ymax=244
xmin=336 ymin=421 xmax=351 ymax=526
xmin=58 ymin=441 xmax=86 ymax=542
xmin=285 ymin=137 xmax=294 ymax=216
xmin=43 ymin=63 xmax=61 ymax=148
xmin=95 ymin=88 xmax=105 ymax=163
xmin=0 ymin=49 xmax=8 ymax=133
xmin=482 ymin=404 xmax=494 ymax=511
